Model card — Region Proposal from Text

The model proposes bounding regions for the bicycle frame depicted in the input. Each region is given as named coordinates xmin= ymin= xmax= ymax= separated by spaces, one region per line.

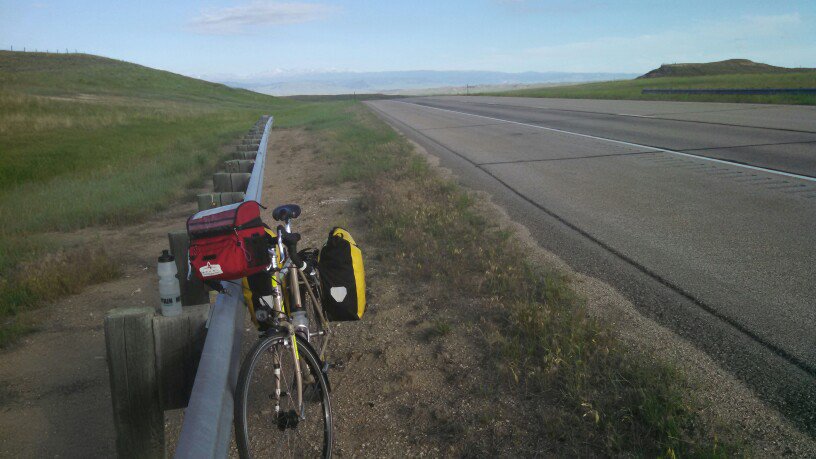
xmin=266 ymin=221 xmax=330 ymax=355
xmin=261 ymin=219 xmax=330 ymax=419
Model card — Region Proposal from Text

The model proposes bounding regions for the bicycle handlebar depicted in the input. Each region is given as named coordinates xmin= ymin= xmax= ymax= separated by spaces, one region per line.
xmin=265 ymin=219 xmax=317 ymax=275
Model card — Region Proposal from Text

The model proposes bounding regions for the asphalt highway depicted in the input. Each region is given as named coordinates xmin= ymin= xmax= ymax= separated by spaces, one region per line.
xmin=366 ymin=96 xmax=816 ymax=434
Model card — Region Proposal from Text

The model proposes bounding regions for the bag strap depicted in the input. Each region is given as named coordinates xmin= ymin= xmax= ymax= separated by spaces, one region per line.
xmin=235 ymin=216 xmax=264 ymax=231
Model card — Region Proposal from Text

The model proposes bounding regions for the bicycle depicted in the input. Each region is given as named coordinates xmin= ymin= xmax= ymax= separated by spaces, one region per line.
xmin=234 ymin=203 xmax=333 ymax=458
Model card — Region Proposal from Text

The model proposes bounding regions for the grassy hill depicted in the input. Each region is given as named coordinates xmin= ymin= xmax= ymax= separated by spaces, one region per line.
xmin=637 ymin=58 xmax=814 ymax=79
xmin=0 ymin=51 xmax=287 ymax=344
xmin=0 ymin=51 xmax=274 ymax=104
xmin=488 ymin=60 xmax=816 ymax=105
xmin=0 ymin=51 xmax=287 ymax=196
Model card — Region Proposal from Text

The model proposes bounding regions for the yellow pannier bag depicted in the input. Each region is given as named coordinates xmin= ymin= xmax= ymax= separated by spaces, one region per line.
xmin=318 ymin=227 xmax=366 ymax=321
xmin=242 ymin=228 xmax=279 ymax=328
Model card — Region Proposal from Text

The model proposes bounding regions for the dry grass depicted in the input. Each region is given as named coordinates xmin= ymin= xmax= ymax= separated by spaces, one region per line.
xmin=363 ymin=161 xmax=727 ymax=456
xmin=0 ymin=92 xmax=216 ymax=135
xmin=285 ymin=100 xmax=737 ymax=456
xmin=0 ymin=246 xmax=120 ymax=346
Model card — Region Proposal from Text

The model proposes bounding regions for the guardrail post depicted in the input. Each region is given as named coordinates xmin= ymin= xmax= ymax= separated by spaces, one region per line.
xmin=105 ymin=307 xmax=164 ymax=458
xmin=168 ymin=231 xmax=210 ymax=306
xmin=212 ymin=172 xmax=251 ymax=192
xmin=196 ymin=192 xmax=246 ymax=211
xmin=224 ymin=159 xmax=255 ymax=173
xmin=232 ymin=151 xmax=258 ymax=160
xmin=153 ymin=305 xmax=210 ymax=410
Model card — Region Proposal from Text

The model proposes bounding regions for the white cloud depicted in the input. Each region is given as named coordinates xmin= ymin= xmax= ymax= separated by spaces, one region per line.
xmin=473 ymin=13 xmax=812 ymax=72
xmin=188 ymin=1 xmax=336 ymax=35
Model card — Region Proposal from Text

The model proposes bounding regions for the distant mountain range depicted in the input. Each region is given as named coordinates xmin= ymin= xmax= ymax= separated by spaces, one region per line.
xmin=215 ymin=70 xmax=638 ymax=96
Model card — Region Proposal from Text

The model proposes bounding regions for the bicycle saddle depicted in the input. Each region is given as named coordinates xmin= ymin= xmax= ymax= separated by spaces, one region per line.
xmin=272 ymin=204 xmax=301 ymax=221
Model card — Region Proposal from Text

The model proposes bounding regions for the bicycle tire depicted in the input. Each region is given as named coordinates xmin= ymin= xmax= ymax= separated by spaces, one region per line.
xmin=235 ymin=332 xmax=333 ymax=458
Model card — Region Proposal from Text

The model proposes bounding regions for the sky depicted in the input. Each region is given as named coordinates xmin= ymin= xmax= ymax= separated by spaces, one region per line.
xmin=1 ymin=0 xmax=815 ymax=79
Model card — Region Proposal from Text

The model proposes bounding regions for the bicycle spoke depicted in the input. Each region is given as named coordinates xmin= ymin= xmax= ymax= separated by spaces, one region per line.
xmin=236 ymin=334 xmax=331 ymax=458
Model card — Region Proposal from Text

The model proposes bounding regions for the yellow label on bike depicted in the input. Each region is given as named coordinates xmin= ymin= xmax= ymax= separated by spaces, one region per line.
xmin=292 ymin=333 xmax=300 ymax=360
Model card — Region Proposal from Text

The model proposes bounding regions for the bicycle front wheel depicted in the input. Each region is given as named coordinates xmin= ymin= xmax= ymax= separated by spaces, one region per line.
xmin=234 ymin=332 xmax=333 ymax=458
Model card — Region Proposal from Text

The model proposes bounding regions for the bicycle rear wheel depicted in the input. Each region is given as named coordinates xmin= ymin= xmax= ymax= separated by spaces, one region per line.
xmin=235 ymin=332 xmax=332 ymax=458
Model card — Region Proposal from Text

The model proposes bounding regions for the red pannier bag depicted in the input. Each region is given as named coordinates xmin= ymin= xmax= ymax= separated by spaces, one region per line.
xmin=187 ymin=200 xmax=270 ymax=281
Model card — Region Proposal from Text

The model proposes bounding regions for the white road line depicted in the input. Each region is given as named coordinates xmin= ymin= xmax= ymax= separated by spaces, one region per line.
xmin=398 ymin=101 xmax=816 ymax=183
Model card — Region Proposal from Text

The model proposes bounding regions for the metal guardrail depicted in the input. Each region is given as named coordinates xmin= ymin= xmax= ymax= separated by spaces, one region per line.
xmin=642 ymin=88 xmax=816 ymax=95
xmin=175 ymin=115 xmax=273 ymax=458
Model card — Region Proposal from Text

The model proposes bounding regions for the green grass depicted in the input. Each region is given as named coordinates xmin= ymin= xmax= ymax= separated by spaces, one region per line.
xmin=284 ymin=94 xmax=406 ymax=102
xmin=487 ymin=71 xmax=816 ymax=105
xmin=0 ymin=51 xmax=274 ymax=104
xmin=0 ymin=51 xmax=291 ymax=345
xmin=0 ymin=246 xmax=121 ymax=344
xmin=275 ymin=100 xmax=739 ymax=455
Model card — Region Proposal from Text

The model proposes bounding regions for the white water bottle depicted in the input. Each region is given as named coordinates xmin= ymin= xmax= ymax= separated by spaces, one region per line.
xmin=158 ymin=250 xmax=182 ymax=316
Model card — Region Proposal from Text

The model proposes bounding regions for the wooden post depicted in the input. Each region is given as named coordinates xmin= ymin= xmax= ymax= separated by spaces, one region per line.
xmin=222 ymin=191 xmax=246 ymax=204
xmin=212 ymin=173 xmax=230 ymax=192
xmin=152 ymin=305 xmax=210 ymax=410
xmin=236 ymin=143 xmax=258 ymax=152
xmin=196 ymin=193 xmax=218 ymax=211
xmin=212 ymin=172 xmax=251 ymax=192
xmin=233 ymin=151 xmax=258 ymax=161
xmin=196 ymin=192 xmax=245 ymax=211
xmin=168 ymin=231 xmax=210 ymax=306
xmin=224 ymin=159 xmax=254 ymax=173
xmin=104 ymin=307 xmax=164 ymax=458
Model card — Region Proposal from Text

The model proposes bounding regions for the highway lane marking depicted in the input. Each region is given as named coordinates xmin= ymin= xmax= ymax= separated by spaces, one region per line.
xmin=477 ymin=150 xmax=656 ymax=166
xmin=368 ymin=100 xmax=816 ymax=378
xmin=424 ymin=98 xmax=816 ymax=134
xmin=418 ymin=122 xmax=505 ymax=132
xmin=398 ymin=101 xmax=816 ymax=183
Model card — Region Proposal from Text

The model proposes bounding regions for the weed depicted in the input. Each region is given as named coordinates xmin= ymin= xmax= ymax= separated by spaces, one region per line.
xmin=0 ymin=246 xmax=121 ymax=347
xmin=425 ymin=319 xmax=452 ymax=339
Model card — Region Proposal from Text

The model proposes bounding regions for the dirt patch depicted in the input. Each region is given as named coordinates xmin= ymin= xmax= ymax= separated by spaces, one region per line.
xmin=0 ymin=194 xmax=204 ymax=457
xmin=215 ymin=127 xmax=552 ymax=456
